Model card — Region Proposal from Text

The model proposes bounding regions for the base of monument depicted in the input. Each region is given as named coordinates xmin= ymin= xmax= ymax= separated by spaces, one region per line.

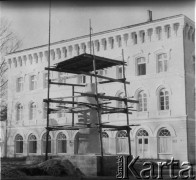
xmin=61 ymin=154 xmax=118 ymax=176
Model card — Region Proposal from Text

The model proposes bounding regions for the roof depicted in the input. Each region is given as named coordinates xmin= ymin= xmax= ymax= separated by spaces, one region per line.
xmin=55 ymin=53 xmax=125 ymax=72
xmin=7 ymin=14 xmax=193 ymax=56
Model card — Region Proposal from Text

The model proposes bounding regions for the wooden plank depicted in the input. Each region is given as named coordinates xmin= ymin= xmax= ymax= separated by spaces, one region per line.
xmin=50 ymin=81 xmax=85 ymax=87
xmin=44 ymin=98 xmax=98 ymax=107
xmin=79 ymin=92 xmax=139 ymax=103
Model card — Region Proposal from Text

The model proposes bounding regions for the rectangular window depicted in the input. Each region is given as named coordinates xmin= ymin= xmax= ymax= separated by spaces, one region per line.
xmin=59 ymin=72 xmax=67 ymax=84
xmin=158 ymin=54 xmax=168 ymax=73
xmin=117 ymin=36 xmax=122 ymax=47
xmin=16 ymin=77 xmax=23 ymax=92
xmin=165 ymin=26 xmax=171 ymax=38
xmin=98 ymin=70 xmax=103 ymax=82
xmin=42 ymin=141 xmax=51 ymax=153
xmin=16 ymin=141 xmax=23 ymax=153
xmin=78 ymin=75 xmax=86 ymax=84
xmin=138 ymin=64 xmax=146 ymax=76
xmin=117 ymin=66 xmax=123 ymax=79
xmin=132 ymin=33 xmax=137 ymax=44
xmin=159 ymin=137 xmax=172 ymax=153
xmin=148 ymin=29 xmax=153 ymax=42
xmin=43 ymin=73 xmax=48 ymax=89
xmin=156 ymin=27 xmax=162 ymax=40
xmin=140 ymin=31 xmax=145 ymax=43
xmin=30 ymin=75 xmax=37 ymax=90
xmin=29 ymin=141 xmax=37 ymax=153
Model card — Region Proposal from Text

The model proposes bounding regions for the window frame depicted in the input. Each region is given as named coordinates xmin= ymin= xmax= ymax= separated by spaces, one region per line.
xmin=16 ymin=103 xmax=23 ymax=121
xmin=29 ymin=102 xmax=37 ymax=120
xmin=41 ymin=133 xmax=52 ymax=154
xmin=56 ymin=133 xmax=67 ymax=154
xmin=28 ymin=134 xmax=37 ymax=154
xmin=136 ymin=57 xmax=146 ymax=76
xmin=159 ymin=88 xmax=169 ymax=111
xmin=157 ymin=53 xmax=168 ymax=73
xmin=158 ymin=128 xmax=172 ymax=154
xmin=30 ymin=75 xmax=37 ymax=90
xmin=138 ymin=91 xmax=147 ymax=112
xmin=16 ymin=77 xmax=23 ymax=92
xmin=15 ymin=134 xmax=23 ymax=154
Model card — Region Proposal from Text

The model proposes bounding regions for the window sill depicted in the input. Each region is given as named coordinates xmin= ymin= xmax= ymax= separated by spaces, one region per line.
xmin=158 ymin=110 xmax=171 ymax=116
xmin=136 ymin=111 xmax=149 ymax=118
xmin=158 ymin=153 xmax=172 ymax=155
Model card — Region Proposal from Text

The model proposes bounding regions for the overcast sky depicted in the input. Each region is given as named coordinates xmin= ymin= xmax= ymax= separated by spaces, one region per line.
xmin=0 ymin=1 xmax=195 ymax=50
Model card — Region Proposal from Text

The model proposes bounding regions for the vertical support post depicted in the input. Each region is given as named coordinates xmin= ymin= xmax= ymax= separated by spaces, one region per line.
xmin=45 ymin=0 xmax=51 ymax=161
xmin=91 ymin=25 xmax=104 ymax=175
xmin=122 ymin=49 xmax=132 ymax=157
xmin=72 ymin=86 xmax=75 ymax=126
xmin=89 ymin=19 xmax=93 ymax=83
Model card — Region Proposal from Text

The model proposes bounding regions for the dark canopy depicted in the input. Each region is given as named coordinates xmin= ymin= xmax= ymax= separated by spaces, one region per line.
xmin=55 ymin=53 xmax=125 ymax=72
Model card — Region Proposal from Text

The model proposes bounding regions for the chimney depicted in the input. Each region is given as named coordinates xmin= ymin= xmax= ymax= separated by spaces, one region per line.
xmin=147 ymin=10 xmax=152 ymax=22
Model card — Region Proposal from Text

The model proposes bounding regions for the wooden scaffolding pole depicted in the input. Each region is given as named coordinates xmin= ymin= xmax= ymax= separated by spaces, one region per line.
xmin=45 ymin=0 xmax=51 ymax=161
xmin=122 ymin=49 xmax=132 ymax=157
xmin=90 ymin=20 xmax=104 ymax=175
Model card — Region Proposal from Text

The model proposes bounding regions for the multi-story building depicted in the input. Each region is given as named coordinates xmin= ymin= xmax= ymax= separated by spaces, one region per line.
xmin=4 ymin=14 xmax=195 ymax=164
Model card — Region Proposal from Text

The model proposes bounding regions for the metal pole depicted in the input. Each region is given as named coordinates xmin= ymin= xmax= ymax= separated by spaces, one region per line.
xmin=122 ymin=49 xmax=132 ymax=157
xmin=45 ymin=0 xmax=51 ymax=161
xmin=91 ymin=23 xmax=104 ymax=175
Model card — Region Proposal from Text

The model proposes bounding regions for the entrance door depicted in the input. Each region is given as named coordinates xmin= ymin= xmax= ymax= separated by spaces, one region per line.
xmin=137 ymin=129 xmax=149 ymax=158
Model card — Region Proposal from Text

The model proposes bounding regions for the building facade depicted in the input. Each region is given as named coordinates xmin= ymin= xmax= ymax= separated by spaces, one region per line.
xmin=4 ymin=14 xmax=195 ymax=164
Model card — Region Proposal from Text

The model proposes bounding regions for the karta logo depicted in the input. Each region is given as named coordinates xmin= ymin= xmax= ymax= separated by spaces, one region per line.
xmin=116 ymin=156 xmax=195 ymax=179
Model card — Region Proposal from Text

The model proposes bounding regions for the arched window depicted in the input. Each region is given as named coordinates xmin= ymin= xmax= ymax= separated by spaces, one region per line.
xmin=28 ymin=134 xmax=37 ymax=153
xmin=117 ymin=92 xmax=125 ymax=108
xmin=138 ymin=91 xmax=147 ymax=111
xmin=29 ymin=102 xmax=37 ymax=120
xmin=137 ymin=129 xmax=148 ymax=136
xmin=137 ymin=57 xmax=146 ymax=76
xmin=42 ymin=133 xmax=51 ymax=154
xmin=157 ymin=53 xmax=168 ymax=73
xmin=57 ymin=133 xmax=67 ymax=153
xmin=137 ymin=129 xmax=149 ymax=158
xmin=102 ymin=132 xmax=109 ymax=154
xmin=116 ymin=131 xmax=128 ymax=154
xmin=15 ymin=134 xmax=23 ymax=153
xmin=158 ymin=128 xmax=172 ymax=154
xmin=16 ymin=104 xmax=23 ymax=121
xmin=159 ymin=89 xmax=169 ymax=110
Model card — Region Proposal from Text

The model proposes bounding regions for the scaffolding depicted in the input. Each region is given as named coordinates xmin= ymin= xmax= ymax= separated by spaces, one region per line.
xmin=43 ymin=50 xmax=139 ymax=173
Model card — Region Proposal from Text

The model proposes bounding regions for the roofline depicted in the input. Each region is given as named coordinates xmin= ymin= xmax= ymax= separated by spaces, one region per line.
xmin=8 ymin=14 xmax=193 ymax=56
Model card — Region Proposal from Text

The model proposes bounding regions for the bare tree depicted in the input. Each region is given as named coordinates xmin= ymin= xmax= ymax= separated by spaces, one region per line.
xmin=0 ymin=17 xmax=22 ymax=121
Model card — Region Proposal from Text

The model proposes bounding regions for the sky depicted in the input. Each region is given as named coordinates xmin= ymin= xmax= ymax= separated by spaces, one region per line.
xmin=0 ymin=1 xmax=195 ymax=50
